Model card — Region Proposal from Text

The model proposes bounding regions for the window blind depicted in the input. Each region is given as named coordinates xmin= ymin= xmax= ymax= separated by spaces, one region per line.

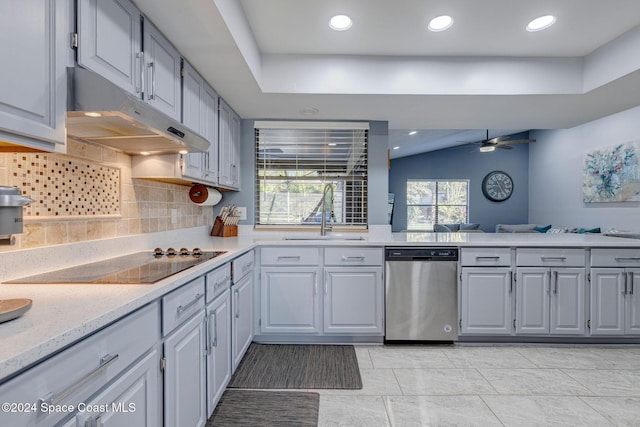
xmin=255 ymin=122 xmax=368 ymax=227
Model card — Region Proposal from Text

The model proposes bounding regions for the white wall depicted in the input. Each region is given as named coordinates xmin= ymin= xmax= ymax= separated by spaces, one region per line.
xmin=529 ymin=105 xmax=640 ymax=231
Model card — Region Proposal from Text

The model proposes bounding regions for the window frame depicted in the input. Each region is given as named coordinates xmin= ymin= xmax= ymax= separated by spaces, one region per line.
xmin=406 ymin=179 xmax=470 ymax=230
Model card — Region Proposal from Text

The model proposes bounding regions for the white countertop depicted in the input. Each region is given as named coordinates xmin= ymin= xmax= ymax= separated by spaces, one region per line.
xmin=1 ymin=226 xmax=638 ymax=381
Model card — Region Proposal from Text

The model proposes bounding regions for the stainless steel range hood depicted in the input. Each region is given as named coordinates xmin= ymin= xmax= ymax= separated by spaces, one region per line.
xmin=66 ymin=67 xmax=210 ymax=156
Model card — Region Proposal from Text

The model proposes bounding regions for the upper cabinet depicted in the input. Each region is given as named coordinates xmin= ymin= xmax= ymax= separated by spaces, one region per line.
xmin=142 ymin=20 xmax=181 ymax=121
xmin=77 ymin=0 xmax=181 ymax=121
xmin=0 ymin=0 xmax=67 ymax=150
xmin=218 ymin=99 xmax=240 ymax=190
xmin=77 ymin=0 xmax=142 ymax=96
xmin=182 ymin=61 xmax=219 ymax=185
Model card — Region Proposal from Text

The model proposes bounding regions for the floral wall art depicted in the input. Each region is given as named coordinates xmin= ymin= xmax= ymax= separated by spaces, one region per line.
xmin=583 ymin=141 xmax=640 ymax=203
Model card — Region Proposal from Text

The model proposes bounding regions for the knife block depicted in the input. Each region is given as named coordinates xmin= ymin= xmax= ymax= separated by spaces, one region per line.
xmin=210 ymin=216 xmax=238 ymax=237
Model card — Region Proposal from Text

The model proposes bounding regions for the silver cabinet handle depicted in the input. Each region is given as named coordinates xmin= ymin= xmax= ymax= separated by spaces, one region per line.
xmin=277 ymin=256 xmax=300 ymax=261
xmin=39 ymin=354 xmax=119 ymax=408
xmin=242 ymin=262 xmax=254 ymax=272
xmin=546 ymin=270 xmax=551 ymax=295
xmin=630 ymin=272 xmax=635 ymax=296
xmin=135 ymin=52 xmax=144 ymax=94
xmin=541 ymin=256 xmax=567 ymax=261
xmin=234 ymin=289 xmax=240 ymax=318
xmin=209 ymin=310 xmax=218 ymax=349
xmin=623 ymin=273 xmax=628 ymax=295
xmin=553 ymin=271 xmax=559 ymax=294
xmin=324 ymin=276 xmax=328 ymax=295
xmin=509 ymin=271 xmax=513 ymax=293
xmin=204 ymin=314 xmax=210 ymax=356
xmin=147 ymin=61 xmax=156 ymax=100
xmin=476 ymin=256 xmax=500 ymax=260
xmin=214 ymin=276 xmax=230 ymax=290
xmin=341 ymin=256 xmax=365 ymax=261
xmin=177 ymin=292 xmax=203 ymax=314
xmin=615 ymin=257 xmax=640 ymax=262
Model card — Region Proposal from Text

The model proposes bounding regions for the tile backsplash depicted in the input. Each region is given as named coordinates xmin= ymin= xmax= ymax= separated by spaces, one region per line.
xmin=0 ymin=138 xmax=214 ymax=250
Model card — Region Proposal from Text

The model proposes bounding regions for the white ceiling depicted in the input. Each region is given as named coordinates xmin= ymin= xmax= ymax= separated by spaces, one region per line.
xmin=133 ymin=0 xmax=640 ymax=158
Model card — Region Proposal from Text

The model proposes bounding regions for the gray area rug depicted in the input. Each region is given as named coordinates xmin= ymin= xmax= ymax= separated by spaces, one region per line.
xmin=207 ymin=390 xmax=319 ymax=427
xmin=228 ymin=343 xmax=363 ymax=389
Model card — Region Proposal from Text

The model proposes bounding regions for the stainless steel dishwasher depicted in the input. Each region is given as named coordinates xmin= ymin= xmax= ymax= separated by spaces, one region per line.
xmin=385 ymin=247 xmax=459 ymax=341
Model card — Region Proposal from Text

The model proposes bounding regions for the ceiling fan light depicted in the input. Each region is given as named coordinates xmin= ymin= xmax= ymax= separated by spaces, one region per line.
xmin=428 ymin=15 xmax=453 ymax=32
xmin=526 ymin=15 xmax=556 ymax=32
xmin=479 ymin=145 xmax=496 ymax=153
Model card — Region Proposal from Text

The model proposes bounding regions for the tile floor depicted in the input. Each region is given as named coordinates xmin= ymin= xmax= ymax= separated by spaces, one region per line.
xmin=312 ymin=344 xmax=640 ymax=426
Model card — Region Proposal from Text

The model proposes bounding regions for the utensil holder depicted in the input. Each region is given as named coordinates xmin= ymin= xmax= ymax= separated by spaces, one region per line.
xmin=210 ymin=216 xmax=238 ymax=237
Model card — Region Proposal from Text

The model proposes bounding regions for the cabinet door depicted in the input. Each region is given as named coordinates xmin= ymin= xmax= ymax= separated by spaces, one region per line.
xmin=143 ymin=20 xmax=181 ymax=121
xmin=206 ymin=290 xmax=231 ymax=417
xmin=0 ymin=0 xmax=66 ymax=147
xmin=460 ymin=268 xmax=513 ymax=335
xmin=324 ymin=267 xmax=383 ymax=334
xmin=181 ymin=61 xmax=205 ymax=179
xmin=164 ymin=311 xmax=207 ymax=427
xmin=551 ymin=268 xmax=585 ymax=335
xmin=202 ymin=85 xmax=220 ymax=183
xmin=81 ymin=348 xmax=162 ymax=427
xmin=218 ymin=99 xmax=239 ymax=189
xmin=590 ymin=268 xmax=625 ymax=335
xmin=625 ymin=268 xmax=640 ymax=335
xmin=515 ymin=268 xmax=549 ymax=334
xmin=260 ymin=267 xmax=321 ymax=334
xmin=77 ymin=0 xmax=141 ymax=96
xmin=232 ymin=273 xmax=254 ymax=371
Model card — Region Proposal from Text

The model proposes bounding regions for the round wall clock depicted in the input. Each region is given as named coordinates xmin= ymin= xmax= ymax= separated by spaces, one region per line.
xmin=482 ymin=171 xmax=513 ymax=202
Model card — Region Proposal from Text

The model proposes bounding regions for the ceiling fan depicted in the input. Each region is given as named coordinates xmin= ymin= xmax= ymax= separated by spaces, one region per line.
xmin=477 ymin=130 xmax=536 ymax=152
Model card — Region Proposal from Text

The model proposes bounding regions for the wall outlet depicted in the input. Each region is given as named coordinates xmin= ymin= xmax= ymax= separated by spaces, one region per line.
xmin=237 ymin=206 xmax=247 ymax=221
xmin=171 ymin=209 xmax=178 ymax=224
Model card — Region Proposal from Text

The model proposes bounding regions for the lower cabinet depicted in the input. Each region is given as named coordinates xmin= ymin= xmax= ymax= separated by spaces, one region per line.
xmin=164 ymin=311 xmax=207 ymax=427
xmin=232 ymin=272 xmax=254 ymax=371
xmin=260 ymin=267 xmax=321 ymax=334
xmin=460 ymin=267 xmax=513 ymax=335
xmin=324 ymin=267 xmax=383 ymax=334
xmin=516 ymin=267 xmax=585 ymax=335
xmin=590 ymin=268 xmax=640 ymax=335
xmin=75 ymin=347 xmax=162 ymax=427
xmin=205 ymin=289 xmax=231 ymax=417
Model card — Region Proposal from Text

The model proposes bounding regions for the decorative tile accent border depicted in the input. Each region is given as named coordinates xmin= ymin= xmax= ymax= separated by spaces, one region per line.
xmin=11 ymin=153 xmax=121 ymax=218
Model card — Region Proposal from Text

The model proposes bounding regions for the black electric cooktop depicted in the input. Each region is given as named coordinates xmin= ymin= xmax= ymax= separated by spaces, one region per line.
xmin=6 ymin=249 xmax=226 ymax=284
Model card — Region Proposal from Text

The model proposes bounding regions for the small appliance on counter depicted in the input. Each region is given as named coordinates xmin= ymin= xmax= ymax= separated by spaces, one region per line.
xmin=0 ymin=186 xmax=34 ymax=246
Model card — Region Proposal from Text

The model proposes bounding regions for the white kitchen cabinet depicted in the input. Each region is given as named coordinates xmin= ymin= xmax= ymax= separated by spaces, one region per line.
xmin=260 ymin=267 xmax=321 ymax=334
xmin=78 ymin=0 xmax=141 ymax=96
xmin=205 ymin=289 xmax=231 ymax=417
xmin=218 ymin=98 xmax=240 ymax=190
xmin=460 ymin=267 xmax=513 ymax=335
xmin=164 ymin=310 xmax=207 ymax=427
xmin=516 ymin=267 xmax=585 ymax=335
xmin=181 ymin=60 xmax=219 ymax=184
xmin=76 ymin=347 xmax=162 ymax=427
xmin=323 ymin=267 xmax=383 ymax=334
xmin=0 ymin=0 xmax=67 ymax=149
xmin=232 ymin=272 xmax=254 ymax=371
xmin=590 ymin=268 xmax=640 ymax=335
xmin=0 ymin=302 xmax=160 ymax=427
xmin=143 ymin=19 xmax=181 ymax=121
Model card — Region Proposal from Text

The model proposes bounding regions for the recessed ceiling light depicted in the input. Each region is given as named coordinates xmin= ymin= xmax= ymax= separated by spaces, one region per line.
xmin=140 ymin=151 xmax=151 ymax=156
xmin=428 ymin=15 xmax=453 ymax=32
xmin=408 ymin=131 xmax=417 ymax=136
xmin=526 ymin=15 xmax=556 ymax=32
xmin=329 ymin=15 xmax=352 ymax=31
xmin=178 ymin=150 xmax=189 ymax=154
xmin=393 ymin=146 xmax=400 ymax=150
xmin=84 ymin=112 xmax=102 ymax=117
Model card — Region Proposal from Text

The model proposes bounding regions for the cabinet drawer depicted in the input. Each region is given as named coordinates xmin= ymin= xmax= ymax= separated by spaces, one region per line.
xmin=260 ymin=247 xmax=320 ymax=266
xmin=233 ymin=250 xmax=255 ymax=279
xmin=591 ymin=248 xmax=640 ymax=267
xmin=206 ymin=263 xmax=231 ymax=303
xmin=461 ymin=248 xmax=511 ymax=266
xmin=162 ymin=277 xmax=205 ymax=335
xmin=324 ymin=247 xmax=383 ymax=266
xmin=517 ymin=248 xmax=586 ymax=267
xmin=0 ymin=302 xmax=159 ymax=427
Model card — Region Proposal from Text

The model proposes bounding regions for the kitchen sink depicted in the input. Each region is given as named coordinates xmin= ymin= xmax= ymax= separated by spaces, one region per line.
xmin=283 ymin=235 xmax=365 ymax=241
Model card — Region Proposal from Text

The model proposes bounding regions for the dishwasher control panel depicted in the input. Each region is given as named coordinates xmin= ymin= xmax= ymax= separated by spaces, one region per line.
xmin=385 ymin=247 xmax=458 ymax=261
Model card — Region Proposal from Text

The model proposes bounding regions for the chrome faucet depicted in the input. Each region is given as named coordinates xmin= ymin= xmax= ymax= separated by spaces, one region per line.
xmin=320 ymin=183 xmax=333 ymax=236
